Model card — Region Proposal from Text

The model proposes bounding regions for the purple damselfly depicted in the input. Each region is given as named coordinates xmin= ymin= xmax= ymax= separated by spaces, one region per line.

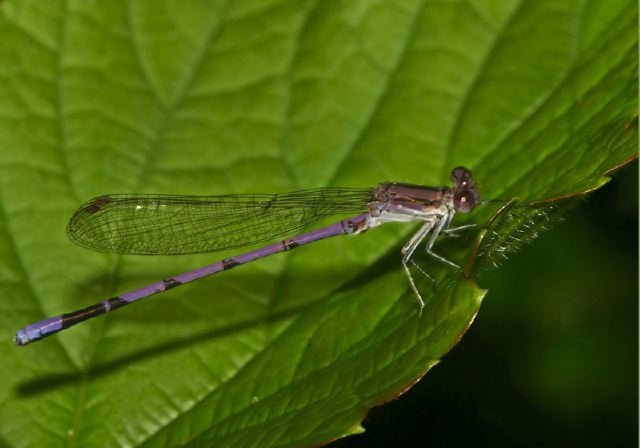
xmin=15 ymin=167 xmax=480 ymax=346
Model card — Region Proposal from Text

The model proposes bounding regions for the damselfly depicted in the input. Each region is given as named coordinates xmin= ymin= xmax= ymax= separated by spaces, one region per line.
xmin=15 ymin=167 xmax=480 ymax=345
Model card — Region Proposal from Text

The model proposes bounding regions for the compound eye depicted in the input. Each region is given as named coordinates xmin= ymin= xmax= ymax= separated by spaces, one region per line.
xmin=453 ymin=188 xmax=479 ymax=213
xmin=450 ymin=166 xmax=474 ymax=189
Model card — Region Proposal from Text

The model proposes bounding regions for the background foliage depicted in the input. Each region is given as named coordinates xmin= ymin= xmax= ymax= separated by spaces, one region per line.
xmin=0 ymin=1 xmax=636 ymax=447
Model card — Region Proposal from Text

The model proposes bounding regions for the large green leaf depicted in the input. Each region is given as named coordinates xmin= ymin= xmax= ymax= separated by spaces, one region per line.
xmin=0 ymin=1 xmax=636 ymax=447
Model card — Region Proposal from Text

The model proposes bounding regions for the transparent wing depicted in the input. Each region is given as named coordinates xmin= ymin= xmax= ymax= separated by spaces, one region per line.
xmin=67 ymin=188 xmax=373 ymax=255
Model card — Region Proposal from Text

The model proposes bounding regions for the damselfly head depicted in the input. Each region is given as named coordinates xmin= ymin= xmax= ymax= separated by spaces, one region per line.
xmin=450 ymin=166 xmax=479 ymax=213
xmin=450 ymin=166 xmax=475 ymax=189
xmin=453 ymin=188 xmax=479 ymax=213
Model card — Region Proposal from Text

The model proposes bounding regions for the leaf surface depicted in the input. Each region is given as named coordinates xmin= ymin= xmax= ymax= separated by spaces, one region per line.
xmin=0 ymin=1 xmax=636 ymax=447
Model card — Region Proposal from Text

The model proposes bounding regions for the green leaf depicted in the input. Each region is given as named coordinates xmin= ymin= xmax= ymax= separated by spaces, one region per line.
xmin=0 ymin=1 xmax=636 ymax=447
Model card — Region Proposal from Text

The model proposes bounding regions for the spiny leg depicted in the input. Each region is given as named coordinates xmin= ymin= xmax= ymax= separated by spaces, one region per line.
xmin=441 ymin=223 xmax=477 ymax=237
xmin=410 ymin=259 xmax=432 ymax=282
xmin=425 ymin=211 xmax=460 ymax=270
xmin=401 ymin=220 xmax=436 ymax=310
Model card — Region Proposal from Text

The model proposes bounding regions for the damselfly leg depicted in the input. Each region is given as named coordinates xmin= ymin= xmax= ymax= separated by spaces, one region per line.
xmin=441 ymin=223 xmax=477 ymax=237
xmin=401 ymin=220 xmax=437 ymax=309
xmin=424 ymin=213 xmax=460 ymax=270
xmin=402 ymin=213 xmax=473 ymax=311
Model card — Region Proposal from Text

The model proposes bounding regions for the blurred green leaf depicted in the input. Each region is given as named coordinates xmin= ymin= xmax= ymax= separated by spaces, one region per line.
xmin=0 ymin=0 xmax=636 ymax=447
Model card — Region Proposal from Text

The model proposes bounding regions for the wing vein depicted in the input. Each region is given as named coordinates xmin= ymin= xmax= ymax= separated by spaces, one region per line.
xmin=67 ymin=188 xmax=374 ymax=255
